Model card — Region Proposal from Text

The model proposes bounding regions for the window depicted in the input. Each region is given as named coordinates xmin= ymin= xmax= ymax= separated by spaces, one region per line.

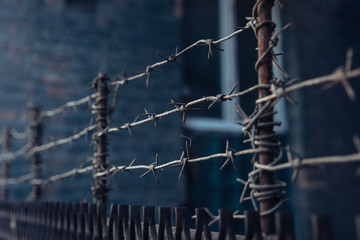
xmin=182 ymin=0 xmax=287 ymax=215
xmin=183 ymin=0 xmax=287 ymax=134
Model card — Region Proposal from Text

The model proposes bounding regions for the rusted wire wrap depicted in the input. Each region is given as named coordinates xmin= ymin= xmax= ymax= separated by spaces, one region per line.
xmin=91 ymin=73 xmax=110 ymax=205
xmin=1 ymin=127 xmax=11 ymax=201
xmin=29 ymin=105 xmax=43 ymax=201
xmin=237 ymin=0 xmax=287 ymax=228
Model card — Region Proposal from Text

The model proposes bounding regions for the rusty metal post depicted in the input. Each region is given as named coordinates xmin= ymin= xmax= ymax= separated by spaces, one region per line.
xmin=256 ymin=0 xmax=276 ymax=235
xmin=29 ymin=105 xmax=43 ymax=201
xmin=1 ymin=127 xmax=11 ymax=201
xmin=92 ymin=73 xmax=110 ymax=205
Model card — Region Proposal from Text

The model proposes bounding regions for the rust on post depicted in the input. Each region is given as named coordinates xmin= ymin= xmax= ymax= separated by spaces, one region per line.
xmin=29 ymin=106 xmax=43 ymax=201
xmin=1 ymin=127 xmax=11 ymax=201
xmin=92 ymin=73 xmax=110 ymax=205
xmin=256 ymin=0 xmax=276 ymax=235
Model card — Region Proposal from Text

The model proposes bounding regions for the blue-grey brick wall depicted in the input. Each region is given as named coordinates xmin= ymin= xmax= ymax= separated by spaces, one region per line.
xmin=0 ymin=0 xmax=186 ymax=206
xmin=284 ymin=0 xmax=360 ymax=239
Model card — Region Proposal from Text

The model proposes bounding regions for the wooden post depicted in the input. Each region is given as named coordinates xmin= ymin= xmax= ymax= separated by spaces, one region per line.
xmin=29 ymin=106 xmax=43 ymax=201
xmin=92 ymin=73 xmax=110 ymax=205
xmin=256 ymin=0 xmax=276 ymax=235
xmin=1 ymin=127 xmax=11 ymax=201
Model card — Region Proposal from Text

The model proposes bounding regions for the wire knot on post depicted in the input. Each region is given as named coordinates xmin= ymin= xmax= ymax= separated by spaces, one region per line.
xmin=28 ymin=105 xmax=43 ymax=201
xmin=91 ymin=73 xmax=110 ymax=205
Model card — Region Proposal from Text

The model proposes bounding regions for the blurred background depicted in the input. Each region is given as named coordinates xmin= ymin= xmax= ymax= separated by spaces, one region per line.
xmin=0 ymin=0 xmax=360 ymax=239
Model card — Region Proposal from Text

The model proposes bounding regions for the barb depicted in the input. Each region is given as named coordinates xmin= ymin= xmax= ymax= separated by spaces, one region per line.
xmin=110 ymin=24 xmax=252 ymax=87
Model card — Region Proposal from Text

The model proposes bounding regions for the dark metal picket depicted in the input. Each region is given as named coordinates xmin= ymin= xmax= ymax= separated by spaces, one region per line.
xmin=311 ymin=214 xmax=334 ymax=240
xmin=1 ymin=201 xmax=360 ymax=240
xmin=244 ymin=211 xmax=262 ymax=240
xmin=119 ymin=204 xmax=130 ymax=240
xmin=130 ymin=205 xmax=142 ymax=240
xmin=143 ymin=206 xmax=157 ymax=240
xmin=276 ymin=212 xmax=296 ymax=240
xmin=158 ymin=207 xmax=173 ymax=240
xmin=194 ymin=208 xmax=211 ymax=240
xmin=174 ymin=207 xmax=191 ymax=240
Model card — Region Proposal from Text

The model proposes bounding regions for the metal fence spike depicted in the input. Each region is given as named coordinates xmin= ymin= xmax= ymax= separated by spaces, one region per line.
xmin=98 ymin=204 xmax=107 ymax=240
xmin=311 ymin=214 xmax=333 ymax=240
xmin=276 ymin=212 xmax=296 ymax=240
xmin=158 ymin=207 xmax=174 ymax=240
xmin=130 ymin=205 xmax=142 ymax=240
xmin=89 ymin=203 xmax=99 ymax=240
xmin=194 ymin=208 xmax=212 ymax=240
xmin=108 ymin=204 xmax=118 ymax=240
xmin=218 ymin=209 xmax=236 ymax=240
xmin=175 ymin=207 xmax=191 ymax=240
xmin=143 ymin=206 xmax=157 ymax=240
xmin=355 ymin=215 xmax=360 ymax=240
xmin=245 ymin=211 xmax=262 ymax=240
xmin=119 ymin=205 xmax=130 ymax=240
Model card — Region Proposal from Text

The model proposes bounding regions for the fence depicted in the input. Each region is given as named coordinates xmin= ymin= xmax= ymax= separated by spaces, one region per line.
xmin=0 ymin=0 xmax=360 ymax=238
xmin=1 ymin=201 xmax=355 ymax=240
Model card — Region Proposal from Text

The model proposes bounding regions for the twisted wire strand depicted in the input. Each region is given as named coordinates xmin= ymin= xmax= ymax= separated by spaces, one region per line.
xmin=1 ymin=61 xmax=359 ymax=186
xmin=40 ymin=93 xmax=98 ymax=119
xmin=110 ymin=22 xmax=253 ymax=87
xmin=11 ymin=147 xmax=268 ymax=186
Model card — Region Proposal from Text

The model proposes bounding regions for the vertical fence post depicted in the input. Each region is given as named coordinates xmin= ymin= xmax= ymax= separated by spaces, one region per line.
xmin=1 ymin=127 xmax=11 ymax=201
xmin=29 ymin=105 xmax=43 ymax=201
xmin=256 ymin=0 xmax=276 ymax=235
xmin=311 ymin=214 xmax=334 ymax=240
xmin=92 ymin=73 xmax=110 ymax=205
xmin=355 ymin=215 xmax=360 ymax=240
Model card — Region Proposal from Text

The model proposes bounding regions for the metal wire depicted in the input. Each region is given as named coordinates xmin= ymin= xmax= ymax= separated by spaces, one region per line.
xmin=110 ymin=22 xmax=253 ymax=88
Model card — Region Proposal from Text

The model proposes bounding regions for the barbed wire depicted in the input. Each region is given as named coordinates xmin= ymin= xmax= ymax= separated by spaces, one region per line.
xmin=95 ymin=63 xmax=360 ymax=139
xmin=4 ymin=137 xmax=360 ymax=190
xmin=97 ymin=84 xmax=269 ymax=137
xmin=0 ymin=173 xmax=33 ymax=186
xmin=257 ymin=67 xmax=360 ymax=105
xmin=0 ymin=124 xmax=96 ymax=164
xmin=0 ymin=0 xmax=359 ymax=216
xmin=228 ymin=0 xmax=360 ymax=217
xmin=109 ymin=22 xmax=254 ymax=88
xmin=40 ymin=93 xmax=98 ymax=119
xmin=9 ymin=143 xmax=269 ymax=186
xmin=0 ymin=143 xmax=32 ymax=163
xmin=1 ymin=59 xmax=359 ymax=179
xmin=254 ymin=151 xmax=360 ymax=172
xmin=33 ymin=21 xmax=254 ymax=122
xmin=29 ymin=124 xmax=96 ymax=155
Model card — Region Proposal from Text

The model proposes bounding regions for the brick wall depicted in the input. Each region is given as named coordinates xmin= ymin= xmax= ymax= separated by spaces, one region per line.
xmin=284 ymin=0 xmax=360 ymax=239
xmin=0 ymin=0 xmax=186 ymax=206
